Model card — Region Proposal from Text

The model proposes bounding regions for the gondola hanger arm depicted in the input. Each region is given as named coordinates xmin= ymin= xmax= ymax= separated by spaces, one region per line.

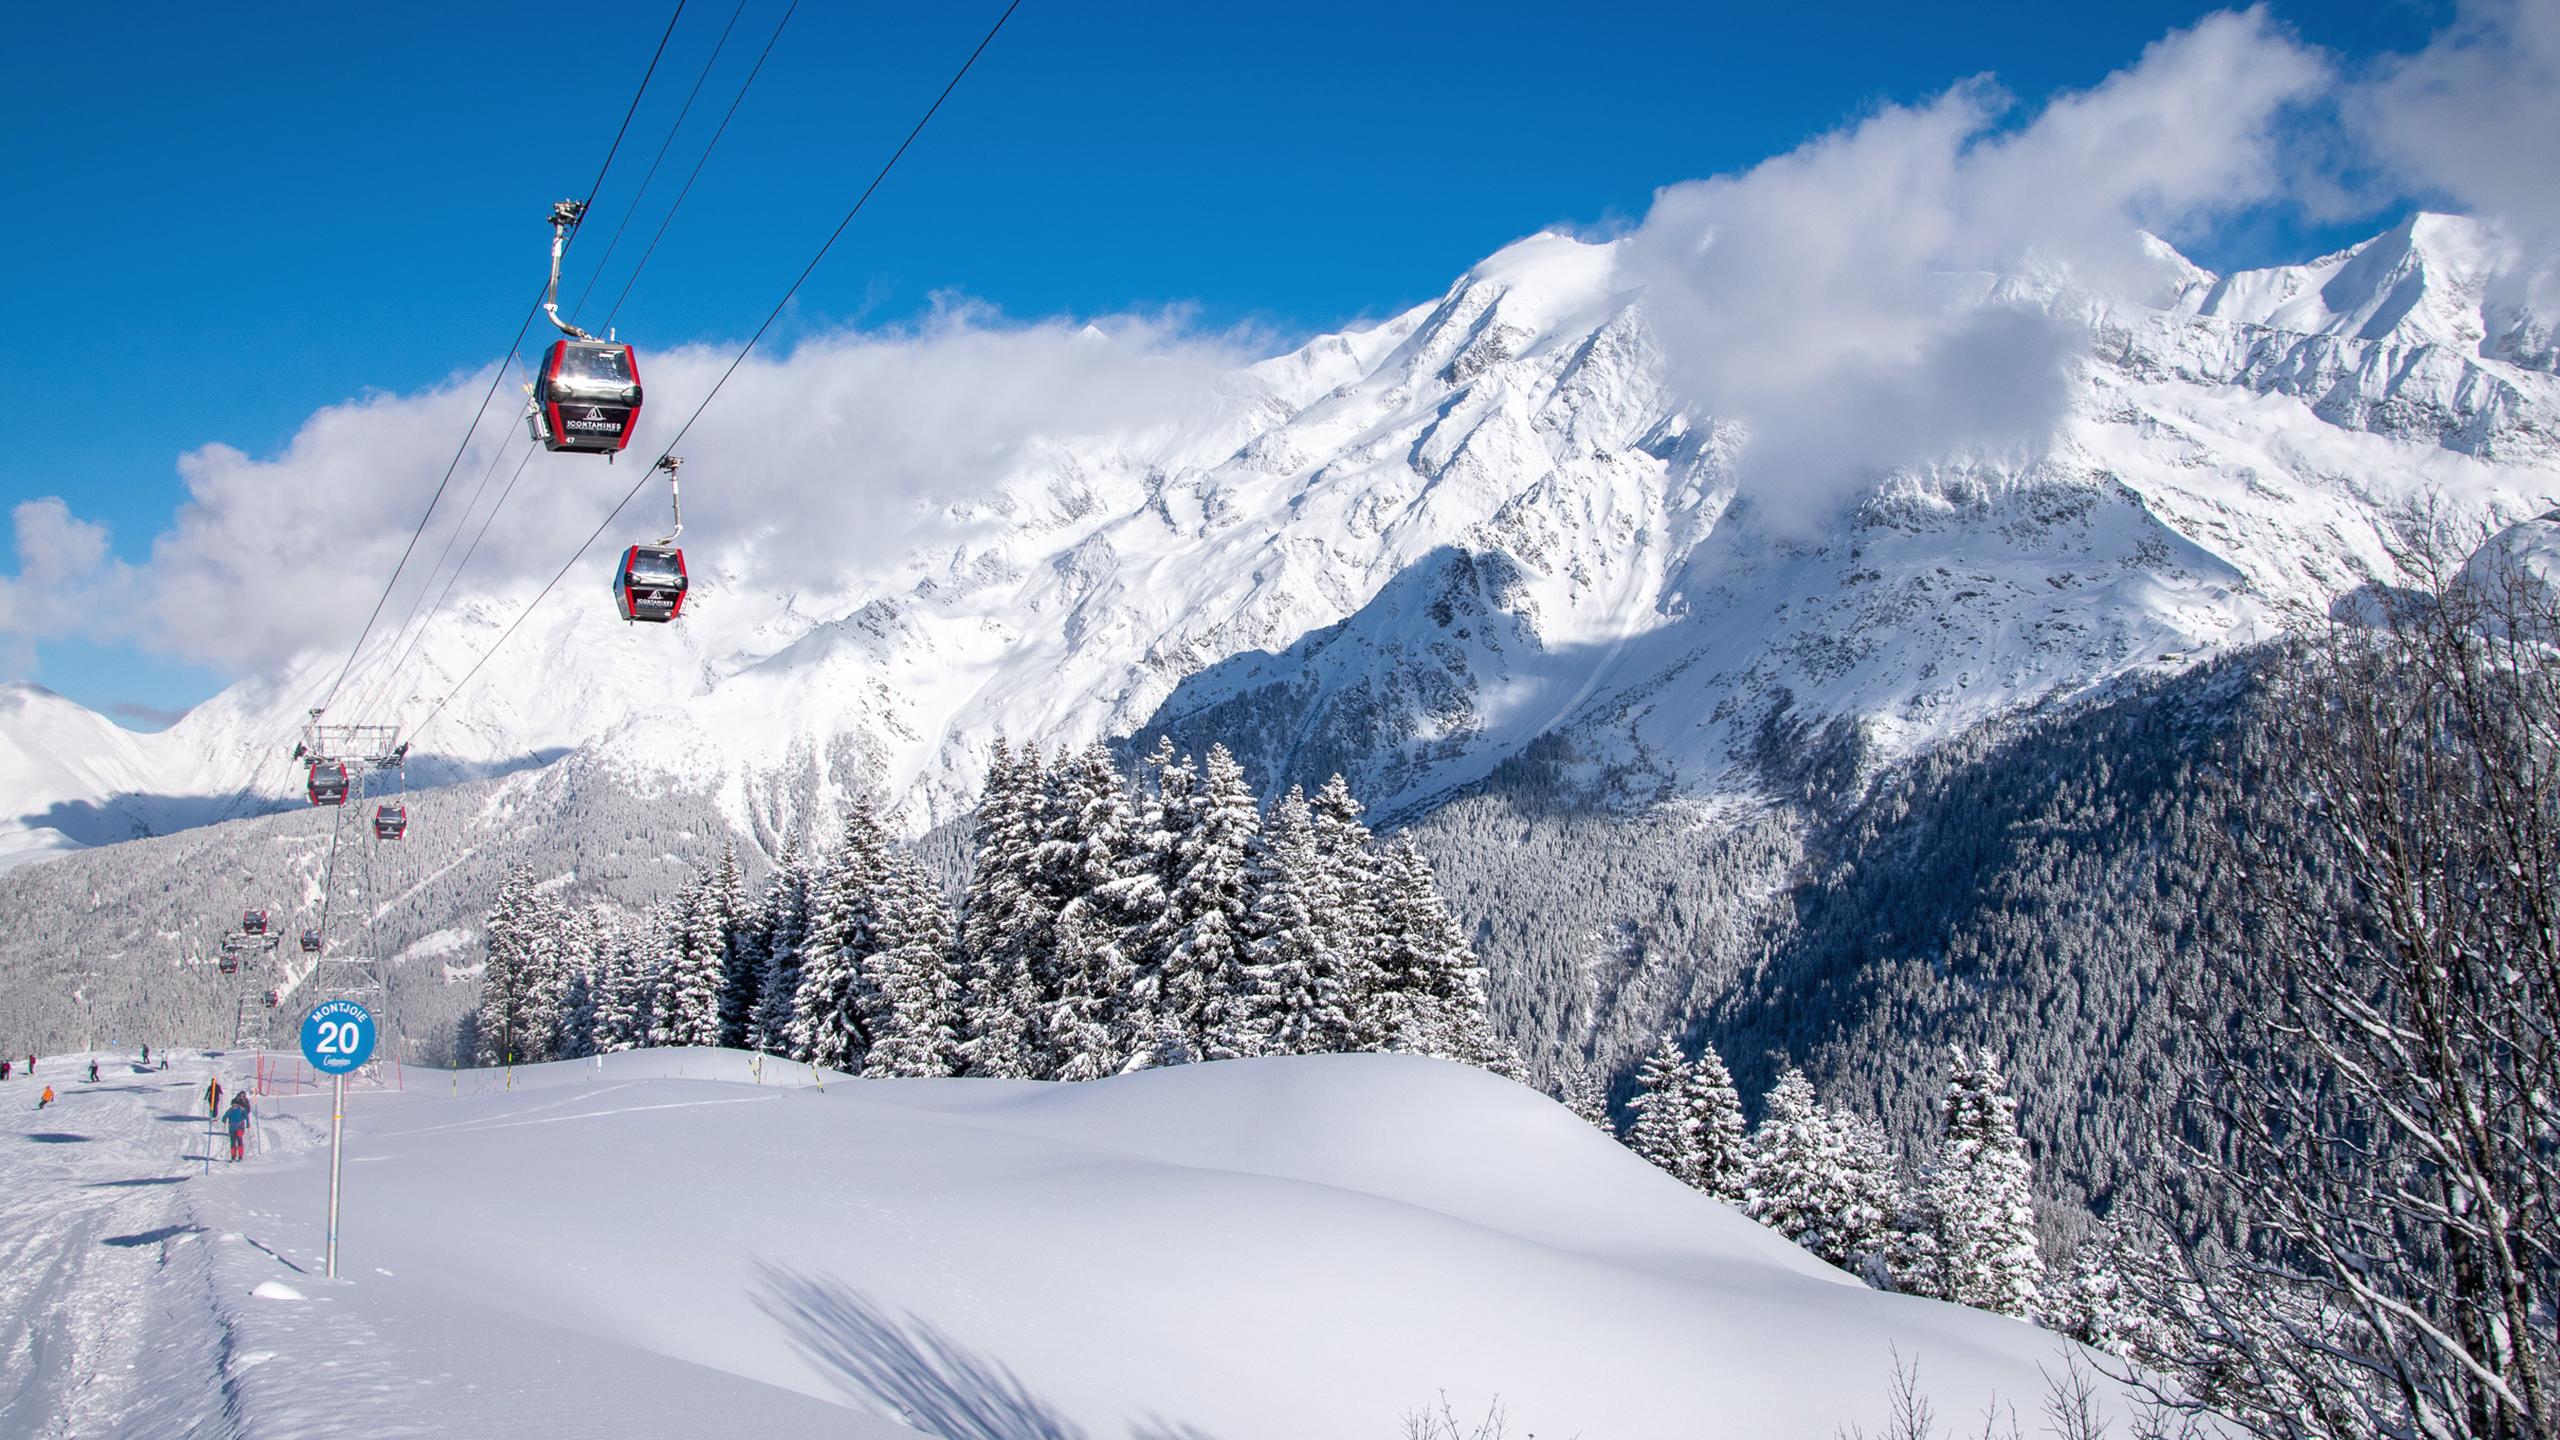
xmin=543 ymin=200 xmax=592 ymax=340
xmin=655 ymin=454 xmax=683 ymax=544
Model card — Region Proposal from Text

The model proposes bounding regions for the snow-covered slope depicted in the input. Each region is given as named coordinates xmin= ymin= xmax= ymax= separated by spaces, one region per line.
xmin=2 ymin=1047 xmax=2141 ymax=1435
xmin=10 ymin=213 xmax=2557 ymax=862
xmin=0 ymin=683 xmax=168 ymax=865
xmin=2191 ymin=212 xmax=2559 ymax=372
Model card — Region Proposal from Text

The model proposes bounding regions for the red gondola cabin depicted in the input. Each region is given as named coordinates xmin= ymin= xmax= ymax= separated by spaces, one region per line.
xmin=299 ymin=930 xmax=323 ymax=955
xmin=615 ymin=545 xmax=688 ymax=623
xmin=242 ymin=910 xmax=268 ymax=936
xmin=218 ymin=955 xmax=240 ymax=976
xmin=308 ymin=762 xmax=350 ymax=806
xmin=375 ymin=803 xmax=407 ymax=841
xmin=530 ymin=340 xmax=642 ymax=455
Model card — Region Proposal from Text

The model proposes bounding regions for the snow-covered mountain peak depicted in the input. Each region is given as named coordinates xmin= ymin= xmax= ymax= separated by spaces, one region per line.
xmin=1451 ymin=229 xmax=1624 ymax=312
xmin=7 ymin=214 xmax=2557 ymax=864
xmin=2191 ymin=211 xmax=2552 ymax=370
xmin=2130 ymin=231 xmax=2217 ymax=310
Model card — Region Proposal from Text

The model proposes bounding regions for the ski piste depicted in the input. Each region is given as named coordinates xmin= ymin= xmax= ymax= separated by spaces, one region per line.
xmin=0 ymin=1046 xmax=2157 ymax=1435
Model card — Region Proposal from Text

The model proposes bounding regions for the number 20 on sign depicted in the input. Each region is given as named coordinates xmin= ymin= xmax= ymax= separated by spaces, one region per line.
xmin=300 ymin=999 xmax=375 ymax=1075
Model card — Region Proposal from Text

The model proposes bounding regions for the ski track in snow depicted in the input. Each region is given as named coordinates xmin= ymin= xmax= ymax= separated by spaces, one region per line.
xmin=0 ymin=1056 xmax=240 ymax=1438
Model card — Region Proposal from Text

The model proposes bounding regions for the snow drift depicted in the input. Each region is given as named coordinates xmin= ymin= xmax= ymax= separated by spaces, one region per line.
xmin=5 ymin=1048 xmax=2144 ymax=1436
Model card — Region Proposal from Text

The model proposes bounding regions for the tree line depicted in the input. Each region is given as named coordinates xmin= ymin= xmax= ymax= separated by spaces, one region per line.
xmin=1581 ymin=1034 xmax=2055 ymax=1325
xmin=462 ymin=738 xmax=1515 ymax=1083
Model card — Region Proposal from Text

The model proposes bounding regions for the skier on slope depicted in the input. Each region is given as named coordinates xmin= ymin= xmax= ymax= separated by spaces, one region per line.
xmin=1 ymin=1058 xmax=11 ymax=1081
xmin=37 ymin=1085 xmax=54 ymax=1110
xmin=206 ymin=1077 xmax=223 ymax=1118
xmin=86 ymin=1059 xmax=98 ymax=1083
xmin=225 ymin=1093 xmax=251 ymax=1162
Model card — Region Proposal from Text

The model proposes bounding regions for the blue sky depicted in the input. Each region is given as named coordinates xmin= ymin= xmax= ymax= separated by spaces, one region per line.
xmin=0 ymin=1 xmax=2457 ymax=722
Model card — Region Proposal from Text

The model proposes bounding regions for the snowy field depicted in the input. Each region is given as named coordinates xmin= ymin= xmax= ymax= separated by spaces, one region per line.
xmin=0 ymin=1048 xmax=2139 ymax=1437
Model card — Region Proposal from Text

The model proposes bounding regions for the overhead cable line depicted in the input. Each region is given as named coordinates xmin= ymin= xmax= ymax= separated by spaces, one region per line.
xmin=342 ymin=378 xmax=538 ymax=722
xmin=311 ymin=798 xmax=349 ymax=971
xmin=312 ymin=0 xmax=691 ymax=719
xmin=361 ymin=0 xmax=799 ymax=725
xmin=605 ymin=0 xmax=803 ymax=334
xmin=408 ymin=0 xmax=1025 ymax=743
xmin=379 ymin=443 xmax=542 ymax=727
xmin=566 ymin=0 xmax=755 ymax=328
xmin=654 ymin=0 xmax=1024 ymax=463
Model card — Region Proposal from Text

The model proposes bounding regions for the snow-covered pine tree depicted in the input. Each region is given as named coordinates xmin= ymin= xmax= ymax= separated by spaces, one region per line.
xmin=587 ymin=918 xmax=642 ymax=1053
xmin=1626 ymin=1034 xmax=1706 ymax=1185
xmin=955 ymin=739 xmax=1046 ymax=1079
xmin=1307 ymin=773 xmax=1386 ymax=1042
xmin=1551 ymin=1060 xmax=1612 ymax=1130
xmin=790 ymin=801 xmax=894 ymax=1072
xmin=1045 ymin=905 xmax=1131 ymax=1081
xmin=1690 ymin=1043 xmax=1749 ymax=1204
xmin=2041 ymin=1221 xmax=2144 ymax=1360
xmin=519 ymin=887 xmax=574 ymax=1063
xmin=1041 ymin=745 xmax=1154 ymax=1081
xmin=749 ymin=836 xmax=814 ymax=1056
xmin=1154 ymin=744 xmax=1256 ymax=1059
xmin=859 ymin=848 xmax=959 ymax=1078
xmin=709 ymin=847 xmax=757 ymax=1049
xmin=1368 ymin=838 xmax=1502 ymax=1067
xmin=1233 ymin=785 xmax=1326 ymax=1058
xmin=643 ymin=898 xmax=680 ymax=1046
xmin=656 ymin=877 xmax=725 ymax=1048
xmin=1743 ymin=1067 xmax=1900 ymax=1279
xmin=1916 ymin=1046 xmax=2042 ymax=1316
xmin=1838 ymin=1110 xmax=1911 ymax=1290
xmin=628 ymin=928 xmax=663 ymax=1051
xmin=1123 ymin=738 xmax=1197 ymax=1060
xmin=587 ymin=918 xmax=625 ymax=1053
xmin=471 ymin=864 xmax=543 ymax=1066
xmin=545 ymin=907 xmax=593 ymax=1055
xmin=560 ymin=933 xmax=600 ymax=1060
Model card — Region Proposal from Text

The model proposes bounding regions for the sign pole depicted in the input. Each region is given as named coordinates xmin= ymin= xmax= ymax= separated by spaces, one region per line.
xmin=298 ymin=998 xmax=374 ymax=1283
xmin=326 ymin=1072 xmax=345 ymax=1279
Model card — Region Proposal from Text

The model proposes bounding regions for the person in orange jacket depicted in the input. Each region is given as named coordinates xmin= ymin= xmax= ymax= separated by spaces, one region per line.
xmin=37 ymin=1085 xmax=54 ymax=1109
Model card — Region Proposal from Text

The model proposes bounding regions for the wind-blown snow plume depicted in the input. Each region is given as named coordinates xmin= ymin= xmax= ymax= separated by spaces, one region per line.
xmin=1621 ymin=7 xmax=2330 ymax=528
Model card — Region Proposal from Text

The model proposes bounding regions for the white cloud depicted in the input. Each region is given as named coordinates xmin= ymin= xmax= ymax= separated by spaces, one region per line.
xmin=3 ymin=309 xmax=1248 ymax=678
xmin=12 ymin=4 xmax=2550 ymax=689
xmin=2353 ymin=0 xmax=2560 ymax=298
xmin=1621 ymin=7 xmax=2331 ymax=529
xmin=638 ymin=303 xmax=1246 ymax=593
xmin=0 ymin=499 xmax=137 ymax=676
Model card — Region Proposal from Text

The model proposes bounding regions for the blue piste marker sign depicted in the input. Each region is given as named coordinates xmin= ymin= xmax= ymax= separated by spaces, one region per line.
xmin=300 ymin=1000 xmax=376 ymax=1076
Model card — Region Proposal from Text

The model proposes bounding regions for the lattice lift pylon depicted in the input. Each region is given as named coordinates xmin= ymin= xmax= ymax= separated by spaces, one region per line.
xmin=295 ymin=709 xmax=407 ymax=771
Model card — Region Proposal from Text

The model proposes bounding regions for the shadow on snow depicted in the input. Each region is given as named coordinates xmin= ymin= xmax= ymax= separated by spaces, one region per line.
xmin=753 ymin=1263 xmax=1222 ymax=1440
